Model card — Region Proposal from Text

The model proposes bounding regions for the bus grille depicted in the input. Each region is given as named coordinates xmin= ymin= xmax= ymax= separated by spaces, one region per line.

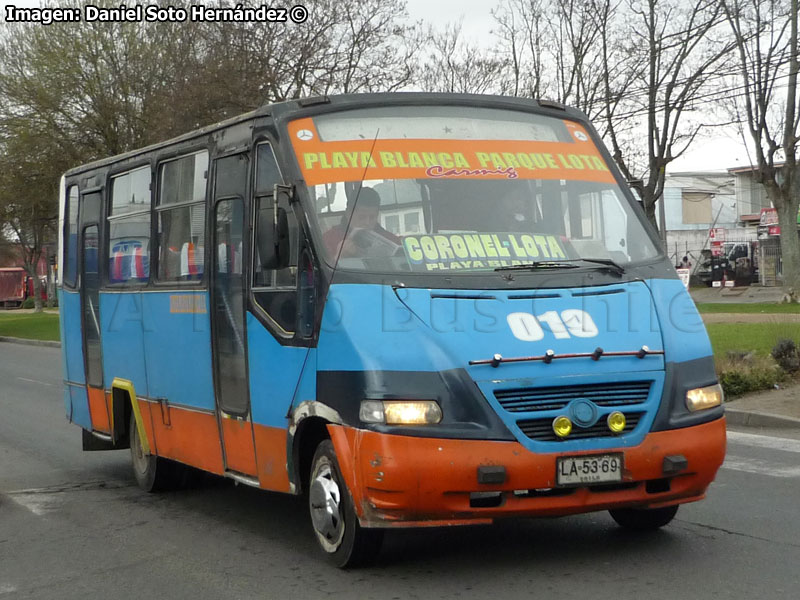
xmin=517 ymin=412 xmax=643 ymax=442
xmin=494 ymin=381 xmax=651 ymax=413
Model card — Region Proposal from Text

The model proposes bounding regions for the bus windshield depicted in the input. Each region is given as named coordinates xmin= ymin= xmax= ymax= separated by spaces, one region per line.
xmin=289 ymin=106 xmax=660 ymax=274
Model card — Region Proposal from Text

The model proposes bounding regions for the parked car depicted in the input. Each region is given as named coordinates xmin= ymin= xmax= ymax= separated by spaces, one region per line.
xmin=695 ymin=242 xmax=758 ymax=286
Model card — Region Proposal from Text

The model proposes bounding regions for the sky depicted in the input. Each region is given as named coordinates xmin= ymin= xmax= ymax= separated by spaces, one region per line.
xmin=1 ymin=0 xmax=757 ymax=172
xmin=403 ymin=0 xmax=754 ymax=173
xmin=406 ymin=0 xmax=494 ymax=44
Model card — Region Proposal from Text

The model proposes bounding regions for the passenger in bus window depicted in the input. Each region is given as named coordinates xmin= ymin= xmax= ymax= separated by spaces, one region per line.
xmin=323 ymin=187 xmax=400 ymax=258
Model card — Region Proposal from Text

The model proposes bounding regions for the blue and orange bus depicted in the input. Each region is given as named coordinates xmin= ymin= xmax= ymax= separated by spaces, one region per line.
xmin=58 ymin=93 xmax=726 ymax=566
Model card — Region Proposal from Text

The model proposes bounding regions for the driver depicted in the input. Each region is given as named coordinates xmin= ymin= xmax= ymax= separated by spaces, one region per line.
xmin=496 ymin=184 xmax=540 ymax=232
xmin=323 ymin=187 xmax=400 ymax=258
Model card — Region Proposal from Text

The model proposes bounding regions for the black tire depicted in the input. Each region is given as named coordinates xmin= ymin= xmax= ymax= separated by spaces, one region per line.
xmin=609 ymin=504 xmax=679 ymax=531
xmin=308 ymin=440 xmax=383 ymax=568
xmin=129 ymin=413 xmax=177 ymax=492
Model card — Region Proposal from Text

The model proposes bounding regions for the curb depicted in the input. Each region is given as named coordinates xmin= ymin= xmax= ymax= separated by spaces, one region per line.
xmin=0 ymin=336 xmax=61 ymax=348
xmin=724 ymin=408 xmax=800 ymax=429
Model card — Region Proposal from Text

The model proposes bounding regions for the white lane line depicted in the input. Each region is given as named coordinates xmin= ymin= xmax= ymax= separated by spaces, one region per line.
xmin=727 ymin=430 xmax=800 ymax=454
xmin=16 ymin=376 xmax=57 ymax=388
xmin=721 ymin=455 xmax=800 ymax=478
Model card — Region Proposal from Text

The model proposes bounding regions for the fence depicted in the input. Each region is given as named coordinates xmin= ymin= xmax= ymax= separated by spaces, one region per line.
xmin=758 ymin=238 xmax=782 ymax=287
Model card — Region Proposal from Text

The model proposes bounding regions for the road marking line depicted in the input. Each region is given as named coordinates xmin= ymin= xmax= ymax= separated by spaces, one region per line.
xmin=722 ymin=455 xmax=800 ymax=478
xmin=16 ymin=376 xmax=57 ymax=388
xmin=727 ymin=430 xmax=800 ymax=454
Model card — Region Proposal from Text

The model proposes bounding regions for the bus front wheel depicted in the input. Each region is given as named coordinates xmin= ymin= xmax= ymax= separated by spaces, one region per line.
xmin=609 ymin=504 xmax=679 ymax=531
xmin=308 ymin=440 xmax=383 ymax=568
xmin=130 ymin=413 xmax=174 ymax=492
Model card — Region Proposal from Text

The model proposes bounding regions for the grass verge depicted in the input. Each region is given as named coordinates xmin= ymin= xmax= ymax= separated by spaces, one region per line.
xmin=0 ymin=312 xmax=60 ymax=341
xmin=706 ymin=322 xmax=800 ymax=357
xmin=706 ymin=322 xmax=800 ymax=397
xmin=696 ymin=302 xmax=800 ymax=314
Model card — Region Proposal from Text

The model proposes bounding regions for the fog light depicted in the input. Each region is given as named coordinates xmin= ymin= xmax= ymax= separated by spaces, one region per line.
xmin=553 ymin=416 xmax=572 ymax=438
xmin=360 ymin=400 xmax=443 ymax=425
xmin=686 ymin=384 xmax=724 ymax=412
xmin=607 ymin=411 xmax=626 ymax=433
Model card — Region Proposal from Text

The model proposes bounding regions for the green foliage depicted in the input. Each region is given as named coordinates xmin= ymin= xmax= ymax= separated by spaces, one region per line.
xmin=710 ymin=326 xmax=800 ymax=397
xmin=20 ymin=298 xmax=35 ymax=309
xmin=716 ymin=354 xmax=784 ymax=398
xmin=707 ymin=323 xmax=800 ymax=358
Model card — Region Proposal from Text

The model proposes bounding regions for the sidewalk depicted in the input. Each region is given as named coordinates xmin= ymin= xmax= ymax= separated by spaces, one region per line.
xmin=725 ymin=383 xmax=800 ymax=428
xmin=690 ymin=285 xmax=789 ymax=304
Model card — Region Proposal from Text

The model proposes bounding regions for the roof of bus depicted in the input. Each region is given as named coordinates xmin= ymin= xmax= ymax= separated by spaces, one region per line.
xmin=62 ymin=92 xmax=575 ymax=178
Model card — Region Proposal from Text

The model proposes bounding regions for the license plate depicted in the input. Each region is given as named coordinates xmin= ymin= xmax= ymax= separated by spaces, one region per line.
xmin=556 ymin=453 xmax=623 ymax=486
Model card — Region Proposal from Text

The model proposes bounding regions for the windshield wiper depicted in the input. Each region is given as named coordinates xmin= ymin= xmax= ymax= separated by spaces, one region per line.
xmin=577 ymin=257 xmax=625 ymax=274
xmin=494 ymin=261 xmax=581 ymax=272
xmin=495 ymin=258 xmax=626 ymax=275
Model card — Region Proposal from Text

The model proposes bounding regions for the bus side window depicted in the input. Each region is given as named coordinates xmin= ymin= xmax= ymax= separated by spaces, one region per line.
xmin=108 ymin=166 xmax=151 ymax=285
xmin=156 ymin=151 xmax=208 ymax=282
xmin=252 ymin=143 xmax=298 ymax=335
xmin=63 ymin=186 xmax=79 ymax=287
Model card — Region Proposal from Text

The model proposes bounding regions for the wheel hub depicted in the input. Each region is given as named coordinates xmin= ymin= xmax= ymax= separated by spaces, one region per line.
xmin=309 ymin=463 xmax=344 ymax=551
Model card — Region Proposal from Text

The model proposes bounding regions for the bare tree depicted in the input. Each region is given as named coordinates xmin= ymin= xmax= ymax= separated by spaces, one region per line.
xmin=189 ymin=0 xmax=420 ymax=109
xmin=602 ymin=0 xmax=737 ymax=232
xmin=548 ymin=0 xmax=613 ymax=120
xmin=724 ymin=0 xmax=800 ymax=288
xmin=491 ymin=0 xmax=547 ymax=97
xmin=491 ymin=0 xmax=626 ymax=123
xmin=419 ymin=22 xmax=506 ymax=94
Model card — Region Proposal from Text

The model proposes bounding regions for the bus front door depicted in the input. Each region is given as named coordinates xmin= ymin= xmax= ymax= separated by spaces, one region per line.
xmin=210 ymin=153 xmax=258 ymax=478
xmin=80 ymin=192 xmax=109 ymax=435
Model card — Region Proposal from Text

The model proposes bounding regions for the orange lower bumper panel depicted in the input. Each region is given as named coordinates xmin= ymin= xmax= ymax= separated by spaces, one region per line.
xmin=328 ymin=417 xmax=726 ymax=528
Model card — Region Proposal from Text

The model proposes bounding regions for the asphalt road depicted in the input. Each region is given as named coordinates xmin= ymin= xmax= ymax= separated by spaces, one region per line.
xmin=2 ymin=343 xmax=800 ymax=599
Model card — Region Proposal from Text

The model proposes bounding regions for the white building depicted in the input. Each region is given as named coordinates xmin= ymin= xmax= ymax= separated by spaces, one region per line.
xmin=661 ymin=171 xmax=742 ymax=265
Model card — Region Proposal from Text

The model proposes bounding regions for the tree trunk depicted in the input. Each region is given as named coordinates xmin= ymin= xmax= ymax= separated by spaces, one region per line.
xmin=642 ymin=190 xmax=661 ymax=236
xmin=46 ymin=261 xmax=54 ymax=309
xmin=775 ymin=194 xmax=800 ymax=291
xmin=27 ymin=265 xmax=43 ymax=313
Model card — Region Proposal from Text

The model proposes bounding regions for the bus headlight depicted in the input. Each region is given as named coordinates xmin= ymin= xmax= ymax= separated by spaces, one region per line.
xmin=685 ymin=384 xmax=724 ymax=412
xmin=360 ymin=400 xmax=443 ymax=425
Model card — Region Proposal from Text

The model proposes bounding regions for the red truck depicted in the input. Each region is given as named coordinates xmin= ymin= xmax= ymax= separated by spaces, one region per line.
xmin=0 ymin=267 xmax=46 ymax=308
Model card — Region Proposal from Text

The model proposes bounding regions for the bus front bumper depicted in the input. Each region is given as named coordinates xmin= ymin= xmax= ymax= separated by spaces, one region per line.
xmin=327 ymin=417 xmax=726 ymax=528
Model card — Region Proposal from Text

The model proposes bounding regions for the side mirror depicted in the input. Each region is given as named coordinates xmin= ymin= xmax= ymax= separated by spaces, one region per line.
xmin=258 ymin=184 xmax=292 ymax=270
